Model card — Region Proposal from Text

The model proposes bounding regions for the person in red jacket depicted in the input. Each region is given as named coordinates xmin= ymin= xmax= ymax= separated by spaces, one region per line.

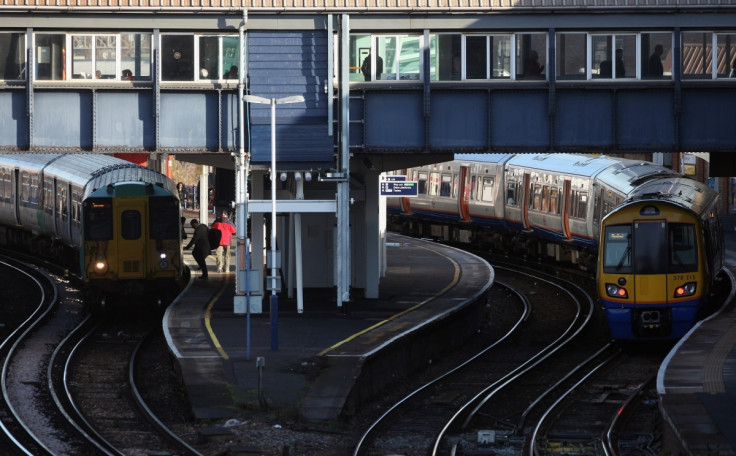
xmin=211 ymin=211 xmax=237 ymax=273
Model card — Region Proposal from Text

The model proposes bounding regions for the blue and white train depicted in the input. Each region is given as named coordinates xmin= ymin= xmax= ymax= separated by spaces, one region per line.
xmin=386 ymin=153 xmax=724 ymax=340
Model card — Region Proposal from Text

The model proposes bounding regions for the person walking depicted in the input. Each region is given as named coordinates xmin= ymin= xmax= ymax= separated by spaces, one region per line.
xmin=184 ymin=219 xmax=211 ymax=280
xmin=211 ymin=211 xmax=236 ymax=273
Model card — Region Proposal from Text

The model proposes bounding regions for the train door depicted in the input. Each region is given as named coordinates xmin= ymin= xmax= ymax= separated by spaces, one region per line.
xmin=12 ymin=169 xmax=20 ymax=225
xmin=114 ymin=197 xmax=147 ymax=279
xmin=459 ymin=165 xmax=471 ymax=222
xmin=632 ymin=220 xmax=668 ymax=304
xmin=400 ymin=168 xmax=412 ymax=215
xmin=562 ymin=179 xmax=572 ymax=240
xmin=521 ymin=173 xmax=531 ymax=230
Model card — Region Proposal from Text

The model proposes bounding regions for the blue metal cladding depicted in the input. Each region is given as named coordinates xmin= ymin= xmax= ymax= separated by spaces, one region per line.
xmin=246 ymin=31 xmax=334 ymax=164
xmin=364 ymin=92 xmax=423 ymax=150
xmin=96 ymin=92 xmax=154 ymax=148
xmin=681 ymin=89 xmax=736 ymax=150
xmin=0 ymin=91 xmax=28 ymax=149
xmin=160 ymin=92 xmax=219 ymax=149
xmin=490 ymin=91 xmax=549 ymax=148
xmin=34 ymin=91 xmax=92 ymax=148
xmin=617 ymin=90 xmax=675 ymax=149
xmin=555 ymin=91 xmax=613 ymax=147
xmin=429 ymin=91 xmax=488 ymax=149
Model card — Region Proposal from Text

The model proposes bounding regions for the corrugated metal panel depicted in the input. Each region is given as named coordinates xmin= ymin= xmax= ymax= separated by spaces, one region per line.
xmin=2 ymin=0 xmax=734 ymax=9
xmin=247 ymin=31 xmax=333 ymax=164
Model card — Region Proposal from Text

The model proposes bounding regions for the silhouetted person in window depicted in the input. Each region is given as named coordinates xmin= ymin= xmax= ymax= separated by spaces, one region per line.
xmin=524 ymin=50 xmax=544 ymax=79
xmin=224 ymin=65 xmax=238 ymax=79
xmin=648 ymin=45 xmax=664 ymax=77
xmin=361 ymin=54 xmax=383 ymax=81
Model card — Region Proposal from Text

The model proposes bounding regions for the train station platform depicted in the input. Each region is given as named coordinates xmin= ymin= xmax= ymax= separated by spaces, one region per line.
xmin=658 ymin=231 xmax=736 ymax=455
xmin=163 ymin=225 xmax=494 ymax=421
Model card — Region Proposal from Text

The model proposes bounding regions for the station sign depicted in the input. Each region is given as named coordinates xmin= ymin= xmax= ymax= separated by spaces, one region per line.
xmin=380 ymin=178 xmax=418 ymax=197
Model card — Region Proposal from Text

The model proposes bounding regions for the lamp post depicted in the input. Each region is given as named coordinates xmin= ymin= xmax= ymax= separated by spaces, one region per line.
xmin=242 ymin=94 xmax=304 ymax=351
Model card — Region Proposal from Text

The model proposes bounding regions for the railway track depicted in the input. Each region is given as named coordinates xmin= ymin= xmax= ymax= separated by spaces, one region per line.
xmin=0 ymin=255 xmax=204 ymax=455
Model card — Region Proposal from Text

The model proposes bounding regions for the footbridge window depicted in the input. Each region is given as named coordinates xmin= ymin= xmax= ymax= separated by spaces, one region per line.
xmin=349 ymin=34 xmax=422 ymax=82
xmin=0 ymin=32 xmax=25 ymax=81
xmin=682 ymin=31 xmax=736 ymax=79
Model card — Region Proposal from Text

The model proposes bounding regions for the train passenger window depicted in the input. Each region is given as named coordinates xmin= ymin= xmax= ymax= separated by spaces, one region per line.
xmin=634 ymin=221 xmax=667 ymax=274
xmin=549 ymin=188 xmax=559 ymax=214
xmin=71 ymin=191 xmax=82 ymax=223
xmin=717 ymin=33 xmax=736 ymax=78
xmin=668 ymin=223 xmax=697 ymax=272
xmin=556 ymin=33 xmax=587 ymax=80
xmin=531 ymin=184 xmax=542 ymax=210
xmin=121 ymin=210 xmax=141 ymax=240
xmin=541 ymin=186 xmax=550 ymax=212
xmin=429 ymin=172 xmax=440 ymax=196
xmin=481 ymin=177 xmax=494 ymax=203
xmin=641 ymin=33 xmax=673 ymax=79
xmin=451 ymin=174 xmax=459 ymax=199
xmin=470 ymin=176 xmax=477 ymax=201
xmin=29 ymin=173 xmax=39 ymax=206
xmin=602 ymin=225 xmax=631 ymax=272
xmin=417 ymin=172 xmax=428 ymax=195
xmin=57 ymin=186 xmax=68 ymax=222
xmin=35 ymin=33 xmax=65 ymax=81
xmin=150 ymin=197 xmax=179 ymax=239
xmin=0 ymin=33 xmax=26 ymax=80
xmin=506 ymin=181 xmax=517 ymax=206
xmin=570 ymin=191 xmax=588 ymax=219
xmin=440 ymin=174 xmax=452 ymax=197
xmin=0 ymin=169 xmax=8 ymax=202
xmin=43 ymin=178 xmax=53 ymax=215
xmin=84 ymin=200 xmax=112 ymax=241
xmin=20 ymin=172 xmax=29 ymax=203
xmin=161 ymin=35 xmax=194 ymax=81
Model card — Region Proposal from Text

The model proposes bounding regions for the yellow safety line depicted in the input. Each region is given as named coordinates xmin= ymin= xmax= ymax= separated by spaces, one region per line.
xmin=204 ymin=277 xmax=232 ymax=360
xmin=318 ymin=244 xmax=461 ymax=356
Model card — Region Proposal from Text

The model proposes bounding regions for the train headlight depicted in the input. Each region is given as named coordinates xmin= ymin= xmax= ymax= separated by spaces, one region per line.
xmin=94 ymin=256 xmax=108 ymax=274
xmin=605 ymin=283 xmax=628 ymax=299
xmin=674 ymin=282 xmax=697 ymax=298
xmin=159 ymin=252 xmax=169 ymax=269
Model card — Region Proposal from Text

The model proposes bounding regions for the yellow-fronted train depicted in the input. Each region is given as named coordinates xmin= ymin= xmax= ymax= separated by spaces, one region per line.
xmin=0 ymin=153 xmax=185 ymax=310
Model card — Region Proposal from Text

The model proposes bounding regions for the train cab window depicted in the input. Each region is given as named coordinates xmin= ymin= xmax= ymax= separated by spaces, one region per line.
xmin=121 ymin=210 xmax=141 ymax=240
xmin=668 ymin=223 xmax=697 ymax=272
xmin=603 ymin=225 xmax=632 ymax=272
xmin=84 ymin=200 xmax=113 ymax=241
xmin=633 ymin=221 xmax=667 ymax=274
xmin=0 ymin=33 xmax=26 ymax=81
xmin=149 ymin=197 xmax=179 ymax=239
xmin=440 ymin=174 xmax=452 ymax=197
xmin=417 ymin=172 xmax=428 ymax=195
xmin=480 ymin=177 xmax=495 ymax=203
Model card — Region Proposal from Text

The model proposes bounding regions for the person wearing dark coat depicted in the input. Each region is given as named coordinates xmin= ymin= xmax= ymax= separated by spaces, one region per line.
xmin=184 ymin=219 xmax=211 ymax=279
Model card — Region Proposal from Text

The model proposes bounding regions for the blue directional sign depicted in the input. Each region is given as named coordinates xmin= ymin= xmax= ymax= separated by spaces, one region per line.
xmin=380 ymin=180 xmax=418 ymax=197
xmin=383 ymin=175 xmax=406 ymax=182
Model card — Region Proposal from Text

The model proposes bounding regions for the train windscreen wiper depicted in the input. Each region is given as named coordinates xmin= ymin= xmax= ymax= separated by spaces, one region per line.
xmin=616 ymin=246 xmax=631 ymax=270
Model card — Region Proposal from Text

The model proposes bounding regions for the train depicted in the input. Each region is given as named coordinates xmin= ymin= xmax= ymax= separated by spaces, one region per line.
xmin=0 ymin=153 xmax=185 ymax=308
xmin=385 ymin=153 xmax=724 ymax=340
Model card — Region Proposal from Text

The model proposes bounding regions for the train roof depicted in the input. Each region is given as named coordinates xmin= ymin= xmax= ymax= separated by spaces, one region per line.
xmin=0 ymin=153 xmax=62 ymax=172
xmin=504 ymin=153 xmax=619 ymax=177
xmin=594 ymin=157 xmax=679 ymax=194
xmin=624 ymin=176 xmax=718 ymax=216
xmin=454 ymin=153 xmax=516 ymax=165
